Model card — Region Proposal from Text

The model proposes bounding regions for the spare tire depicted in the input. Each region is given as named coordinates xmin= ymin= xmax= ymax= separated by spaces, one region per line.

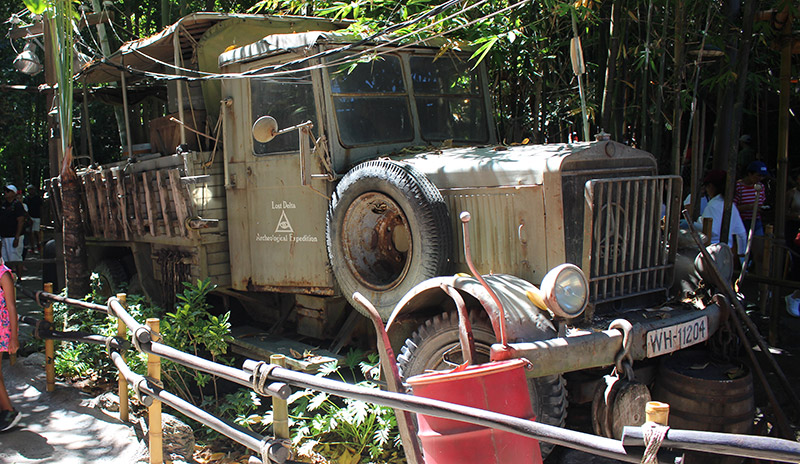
xmin=327 ymin=159 xmax=452 ymax=319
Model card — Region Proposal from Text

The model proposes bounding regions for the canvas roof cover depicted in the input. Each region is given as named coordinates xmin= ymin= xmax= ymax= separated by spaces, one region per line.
xmin=76 ymin=12 xmax=347 ymax=84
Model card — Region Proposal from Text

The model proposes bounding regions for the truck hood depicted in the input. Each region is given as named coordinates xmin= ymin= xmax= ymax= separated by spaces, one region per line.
xmin=396 ymin=140 xmax=652 ymax=189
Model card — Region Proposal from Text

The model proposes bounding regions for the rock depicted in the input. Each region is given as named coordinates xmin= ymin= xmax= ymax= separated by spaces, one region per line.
xmin=23 ymin=352 xmax=46 ymax=367
xmin=90 ymin=391 xmax=120 ymax=412
xmin=140 ymin=413 xmax=196 ymax=462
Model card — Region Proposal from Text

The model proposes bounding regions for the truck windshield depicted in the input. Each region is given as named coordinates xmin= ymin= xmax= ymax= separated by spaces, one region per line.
xmin=410 ymin=56 xmax=488 ymax=143
xmin=328 ymin=54 xmax=414 ymax=147
xmin=251 ymin=68 xmax=316 ymax=155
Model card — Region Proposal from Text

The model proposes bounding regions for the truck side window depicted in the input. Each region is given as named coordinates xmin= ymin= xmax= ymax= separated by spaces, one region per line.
xmin=410 ymin=56 xmax=488 ymax=143
xmin=328 ymin=55 xmax=413 ymax=147
xmin=251 ymin=69 xmax=316 ymax=156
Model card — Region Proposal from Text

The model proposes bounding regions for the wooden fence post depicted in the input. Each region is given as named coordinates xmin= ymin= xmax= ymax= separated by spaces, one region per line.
xmin=147 ymin=318 xmax=162 ymax=464
xmin=270 ymin=354 xmax=289 ymax=439
xmin=645 ymin=401 xmax=669 ymax=425
xmin=117 ymin=293 xmax=129 ymax=422
xmin=44 ymin=282 xmax=55 ymax=392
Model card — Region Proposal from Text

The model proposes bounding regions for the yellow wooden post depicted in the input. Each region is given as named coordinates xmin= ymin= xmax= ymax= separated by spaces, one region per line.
xmin=117 ymin=293 xmax=129 ymax=422
xmin=44 ymin=282 xmax=55 ymax=392
xmin=702 ymin=217 xmax=714 ymax=246
xmin=645 ymin=401 xmax=669 ymax=426
xmin=270 ymin=354 xmax=289 ymax=439
xmin=147 ymin=318 xmax=162 ymax=464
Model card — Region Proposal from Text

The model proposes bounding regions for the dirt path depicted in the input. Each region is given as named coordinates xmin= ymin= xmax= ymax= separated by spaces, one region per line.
xmin=1 ymin=261 xmax=145 ymax=463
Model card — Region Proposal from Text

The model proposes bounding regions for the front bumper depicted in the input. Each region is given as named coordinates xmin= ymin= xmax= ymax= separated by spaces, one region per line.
xmin=491 ymin=302 xmax=725 ymax=378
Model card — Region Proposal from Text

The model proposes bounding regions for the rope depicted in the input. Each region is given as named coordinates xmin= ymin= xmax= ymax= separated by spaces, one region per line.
xmin=641 ymin=422 xmax=670 ymax=464
xmin=250 ymin=361 xmax=277 ymax=397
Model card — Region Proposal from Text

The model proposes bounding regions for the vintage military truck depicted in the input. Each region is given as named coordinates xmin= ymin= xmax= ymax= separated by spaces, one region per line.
xmin=70 ymin=12 xmax=726 ymax=450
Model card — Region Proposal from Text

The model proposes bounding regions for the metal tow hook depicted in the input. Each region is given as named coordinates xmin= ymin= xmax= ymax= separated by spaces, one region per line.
xmin=591 ymin=319 xmax=651 ymax=440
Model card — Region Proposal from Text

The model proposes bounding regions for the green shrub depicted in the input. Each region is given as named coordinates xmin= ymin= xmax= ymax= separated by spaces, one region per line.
xmin=266 ymin=351 xmax=404 ymax=464
xmin=160 ymin=278 xmax=233 ymax=406
xmin=52 ymin=273 xmax=159 ymax=381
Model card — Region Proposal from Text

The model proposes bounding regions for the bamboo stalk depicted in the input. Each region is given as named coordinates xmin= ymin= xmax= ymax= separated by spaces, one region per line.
xmin=270 ymin=354 xmax=289 ymax=440
xmin=117 ymin=293 xmax=129 ymax=422
xmin=147 ymin=318 xmax=162 ymax=464
xmin=44 ymin=282 xmax=55 ymax=392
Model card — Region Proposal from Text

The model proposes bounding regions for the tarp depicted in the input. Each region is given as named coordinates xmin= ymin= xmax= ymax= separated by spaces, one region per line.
xmin=76 ymin=12 xmax=346 ymax=84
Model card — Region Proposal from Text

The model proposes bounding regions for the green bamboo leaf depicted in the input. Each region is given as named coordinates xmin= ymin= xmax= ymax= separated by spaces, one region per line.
xmin=23 ymin=0 xmax=48 ymax=15
xmin=469 ymin=35 xmax=499 ymax=68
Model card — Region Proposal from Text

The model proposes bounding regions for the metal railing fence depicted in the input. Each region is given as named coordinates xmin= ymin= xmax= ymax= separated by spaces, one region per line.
xmin=14 ymin=283 xmax=800 ymax=464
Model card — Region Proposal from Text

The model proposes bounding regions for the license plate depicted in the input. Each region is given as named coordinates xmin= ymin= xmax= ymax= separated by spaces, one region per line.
xmin=646 ymin=316 xmax=709 ymax=357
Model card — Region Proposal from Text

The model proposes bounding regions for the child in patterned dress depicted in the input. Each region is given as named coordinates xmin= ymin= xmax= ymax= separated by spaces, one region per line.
xmin=0 ymin=258 xmax=20 ymax=431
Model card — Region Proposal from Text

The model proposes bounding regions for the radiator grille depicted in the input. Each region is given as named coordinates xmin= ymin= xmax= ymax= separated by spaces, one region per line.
xmin=584 ymin=176 xmax=682 ymax=303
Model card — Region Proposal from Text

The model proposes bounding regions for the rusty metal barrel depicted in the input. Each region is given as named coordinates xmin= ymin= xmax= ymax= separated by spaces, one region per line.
xmin=652 ymin=350 xmax=754 ymax=464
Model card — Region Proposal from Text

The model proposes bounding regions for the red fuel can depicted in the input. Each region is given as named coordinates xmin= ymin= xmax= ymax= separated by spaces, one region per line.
xmin=407 ymin=359 xmax=542 ymax=464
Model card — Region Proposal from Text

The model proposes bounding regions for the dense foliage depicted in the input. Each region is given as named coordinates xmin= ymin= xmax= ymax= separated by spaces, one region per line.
xmin=2 ymin=0 xmax=796 ymax=184
xmin=0 ymin=1 xmax=794 ymax=184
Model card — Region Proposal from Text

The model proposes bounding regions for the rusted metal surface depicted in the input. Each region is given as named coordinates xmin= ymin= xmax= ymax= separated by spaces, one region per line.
xmin=353 ymin=293 xmax=424 ymax=464
xmin=440 ymin=283 xmax=476 ymax=368
xmin=342 ymin=192 xmax=411 ymax=291
xmin=490 ymin=303 xmax=722 ymax=378
xmin=244 ymin=280 xmax=336 ymax=296
xmin=387 ymin=274 xmax=557 ymax=350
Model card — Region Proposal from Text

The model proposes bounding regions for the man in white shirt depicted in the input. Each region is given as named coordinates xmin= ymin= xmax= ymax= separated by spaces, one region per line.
xmin=693 ymin=170 xmax=748 ymax=255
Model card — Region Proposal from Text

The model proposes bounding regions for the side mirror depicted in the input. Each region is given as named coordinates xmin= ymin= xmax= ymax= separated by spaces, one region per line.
xmin=252 ymin=115 xmax=279 ymax=143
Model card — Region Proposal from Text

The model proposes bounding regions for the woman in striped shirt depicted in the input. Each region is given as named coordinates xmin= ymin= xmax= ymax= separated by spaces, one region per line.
xmin=734 ymin=160 xmax=768 ymax=236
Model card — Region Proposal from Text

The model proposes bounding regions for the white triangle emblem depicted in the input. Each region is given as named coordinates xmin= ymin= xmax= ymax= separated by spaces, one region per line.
xmin=275 ymin=210 xmax=294 ymax=234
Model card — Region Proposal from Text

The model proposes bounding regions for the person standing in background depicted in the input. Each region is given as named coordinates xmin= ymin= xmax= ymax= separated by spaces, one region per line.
xmin=24 ymin=185 xmax=42 ymax=255
xmin=0 ymin=186 xmax=25 ymax=277
xmin=734 ymin=160 xmax=768 ymax=236
xmin=694 ymin=170 xmax=748 ymax=257
xmin=0 ymin=257 xmax=20 ymax=431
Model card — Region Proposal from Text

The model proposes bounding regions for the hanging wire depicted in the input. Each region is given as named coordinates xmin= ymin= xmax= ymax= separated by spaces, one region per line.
xmin=72 ymin=0 xmax=519 ymax=85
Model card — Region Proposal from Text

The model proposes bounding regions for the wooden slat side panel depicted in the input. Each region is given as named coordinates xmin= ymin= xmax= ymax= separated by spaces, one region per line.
xmin=167 ymin=169 xmax=191 ymax=238
xmin=129 ymin=173 xmax=145 ymax=236
xmin=155 ymin=170 xmax=173 ymax=237
xmin=142 ymin=172 xmax=157 ymax=236
xmin=82 ymin=175 xmax=101 ymax=237
xmin=113 ymin=169 xmax=130 ymax=241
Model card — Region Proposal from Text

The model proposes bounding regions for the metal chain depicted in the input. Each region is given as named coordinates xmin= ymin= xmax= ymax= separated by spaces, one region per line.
xmin=609 ymin=319 xmax=635 ymax=380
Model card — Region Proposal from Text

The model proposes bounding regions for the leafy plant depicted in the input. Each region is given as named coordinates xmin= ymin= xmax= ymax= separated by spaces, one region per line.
xmin=267 ymin=351 xmax=404 ymax=464
xmin=51 ymin=274 xmax=159 ymax=382
xmin=160 ymin=278 xmax=233 ymax=406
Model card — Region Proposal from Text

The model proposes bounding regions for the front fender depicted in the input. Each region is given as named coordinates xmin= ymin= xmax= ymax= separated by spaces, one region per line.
xmin=385 ymin=274 xmax=556 ymax=356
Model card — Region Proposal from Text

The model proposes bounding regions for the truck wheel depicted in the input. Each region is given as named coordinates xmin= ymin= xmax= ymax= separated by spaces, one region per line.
xmin=327 ymin=160 xmax=451 ymax=319
xmin=397 ymin=310 xmax=567 ymax=459
xmin=94 ymin=260 xmax=128 ymax=299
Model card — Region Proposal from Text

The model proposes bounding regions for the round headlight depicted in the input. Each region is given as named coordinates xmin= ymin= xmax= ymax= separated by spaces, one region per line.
xmin=541 ymin=264 xmax=589 ymax=318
